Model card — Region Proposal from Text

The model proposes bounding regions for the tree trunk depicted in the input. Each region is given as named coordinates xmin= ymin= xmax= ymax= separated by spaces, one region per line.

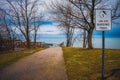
xmin=66 ymin=30 xmax=70 ymax=47
xmin=87 ymin=28 xmax=94 ymax=49
xmin=26 ymin=33 xmax=30 ymax=48
xmin=34 ymin=31 xmax=37 ymax=47
xmin=66 ymin=38 xmax=70 ymax=47
xmin=83 ymin=29 xmax=87 ymax=48
xmin=26 ymin=25 xmax=30 ymax=48
xmin=25 ymin=0 xmax=30 ymax=48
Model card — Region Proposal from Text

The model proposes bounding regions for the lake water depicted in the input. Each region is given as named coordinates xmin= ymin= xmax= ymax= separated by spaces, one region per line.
xmin=36 ymin=36 xmax=120 ymax=49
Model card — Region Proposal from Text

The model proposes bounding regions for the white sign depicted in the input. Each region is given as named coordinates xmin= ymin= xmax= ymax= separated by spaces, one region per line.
xmin=95 ymin=10 xmax=111 ymax=31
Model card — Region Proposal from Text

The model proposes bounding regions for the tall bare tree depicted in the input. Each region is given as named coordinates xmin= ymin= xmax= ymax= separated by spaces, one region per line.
xmin=69 ymin=0 xmax=120 ymax=49
xmin=48 ymin=0 xmax=76 ymax=47
xmin=69 ymin=0 xmax=102 ymax=49
xmin=6 ymin=0 xmax=41 ymax=48
xmin=32 ymin=12 xmax=43 ymax=46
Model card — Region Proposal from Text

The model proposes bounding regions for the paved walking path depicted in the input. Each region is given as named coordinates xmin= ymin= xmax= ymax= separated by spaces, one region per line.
xmin=0 ymin=47 xmax=67 ymax=80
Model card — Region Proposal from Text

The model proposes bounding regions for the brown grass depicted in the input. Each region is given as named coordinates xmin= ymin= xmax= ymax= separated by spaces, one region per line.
xmin=63 ymin=47 xmax=120 ymax=80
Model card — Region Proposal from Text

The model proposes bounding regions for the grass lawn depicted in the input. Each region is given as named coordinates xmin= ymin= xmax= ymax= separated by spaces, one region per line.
xmin=63 ymin=47 xmax=120 ymax=80
xmin=0 ymin=47 xmax=46 ymax=70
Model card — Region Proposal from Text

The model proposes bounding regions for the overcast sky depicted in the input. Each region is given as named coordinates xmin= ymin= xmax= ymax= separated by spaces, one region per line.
xmin=41 ymin=0 xmax=120 ymax=36
xmin=0 ymin=0 xmax=120 ymax=36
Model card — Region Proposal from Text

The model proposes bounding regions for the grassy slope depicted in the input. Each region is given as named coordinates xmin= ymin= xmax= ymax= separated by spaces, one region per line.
xmin=63 ymin=47 xmax=120 ymax=80
xmin=0 ymin=48 xmax=46 ymax=70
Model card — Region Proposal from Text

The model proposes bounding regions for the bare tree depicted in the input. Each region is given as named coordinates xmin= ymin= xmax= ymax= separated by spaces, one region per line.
xmin=47 ymin=0 xmax=76 ymax=47
xmin=0 ymin=8 xmax=13 ymax=39
xmin=0 ymin=8 xmax=16 ymax=51
xmin=68 ymin=0 xmax=99 ymax=49
xmin=32 ymin=13 xmax=43 ymax=46
xmin=69 ymin=0 xmax=120 ymax=49
xmin=6 ymin=0 xmax=41 ymax=48
xmin=47 ymin=0 xmax=120 ymax=49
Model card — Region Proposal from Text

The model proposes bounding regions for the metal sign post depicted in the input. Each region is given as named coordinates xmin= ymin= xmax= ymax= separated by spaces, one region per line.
xmin=102 ymin=31 xmax=105 ymax=80
xmin=95 ymin=10 xmax=111 ymax=80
